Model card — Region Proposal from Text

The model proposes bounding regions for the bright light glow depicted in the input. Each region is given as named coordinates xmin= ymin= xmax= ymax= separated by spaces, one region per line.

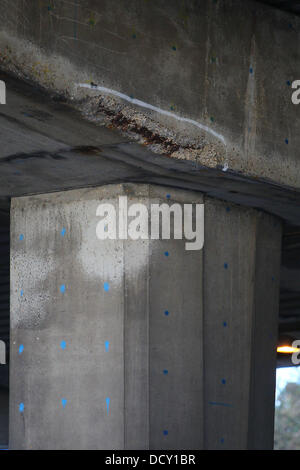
xmin=277 ymin=345 xmax=300 ymax=354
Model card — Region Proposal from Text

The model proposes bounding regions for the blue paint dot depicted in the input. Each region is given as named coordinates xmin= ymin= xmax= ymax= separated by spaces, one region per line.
xmin=164 ymin=310 xmax=169 ymax=316
xmin=106 ymin=397 xmax=110 ymax=415
xmin=272 ymin=276 xmax=275 ymax=281
xmin=19 ymin=234 xmax=24 ymax=241
xmin=222 ymin=378 xmax=226 ymax=385
xmin=61 ymin=398 xmax=67 ymax=408
xmin=249 ymin=67 xmax=253 ymax=74
xmin=20 ymin=290 xmax=24 ymax=297
xmin=61 ymin=228 xmax=66 ymax=237
xmin=105 ymin=341 xmax=110 ymax=352
xmin=18 ymin=344 xmax=24 ymax=354
xmin=164 ymin=251 xmax=169 ymax=257
xmin=132 ymin=33 xmax=136 ymax=39
xmin=287 ymin=80 xmax=291 ymax=86
xmin=226 ymin=207 xmax=230 ymax=212
xmin=60 ymin=341 xmax=66 ymax=350
xmin=223 ymin=321 xmax=228 ymax=327
xmin=163 ymin=370 xmax=168 ymax=375
xmin=166 ymin=194 xmax=171 ymax=199
xmin=172 ymin=45 xmax=177 ymax=51
xmin=285 ymin=138 xmax=289 ymax=144
xmin=224 ymin=263 xmax=228 ymax=269
xmin=60 ymin=284 xmax=66 ymax=294
xmin=104 ymin=282 xmax=110 ymax=292
xmin=163 ymin=430 xmax=168 ymax=436
xmin=210 ymin=116 xmax=214 ymax=122
xmin=220 ymin=438 xmax=225 ymax=444
xmin=19 ymin=403 xmax=24 ymax=413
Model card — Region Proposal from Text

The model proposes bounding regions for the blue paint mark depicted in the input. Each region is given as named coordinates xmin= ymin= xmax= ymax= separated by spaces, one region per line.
xmin=163 ymin=430 xmax=168 ymax=436
xmin=105 ymin=341 xmax=110 ymax=352
xmin=287 ymin=80 xmax=291 ymax=86
xmin=221 ymin=379 xmax=226 ymax=385
xmin=164 ymin=310 xmax=169 ymax=316
xmin=209 ymin=401 xmax=232 ymax=408
xmin=172 ymin=45 xmax=177 ymax=51
xmin=220 ymin=438 xmax=225 ymax=444
xmin=60 ymin=341 xmax=66 ymax=350
xmin=163 ymin=370 xmax=168 ymax=375
xmin=61 ymin=228 xmax=66 ymax=237
xmin=19 ymin=234 xmax=24 ymax=241
xmin=60 ymin=284 xmax=66 ymax=294
xmin=20 ymin=290 xmax=24 ymax=297
xmin=164 ymin=251 xmax=169 ymax=257
xmin=18 ymin=344 xmax=24 ymax=355
xmin=132 ymin=33 xmax=137 ymax=39
xmin=166 ymin=194 xmax=171 ymax=199
xmin=224 ymin=263 xmax=228 ymax=269
xmin=223 ymin=321 xmax=227 ymax=327
xmin=104 ymin=282 xmax=110 ymax=292
xmin=249 ymin=67 xmax=253 ymax=74
xmin=106 ymin=397 xmax=110 ymax=415
xmin=61 ymin=398 xmax=67 ymax=408
xmin=272 ymin=276 xmax=275 ymax=281
xmin=285 ymin=138 xmax=289 ymax=144
xmin=19 ymin=403 xmax=24 ymax=413
xmin=226 ymin=207 xmax=230 ymax=212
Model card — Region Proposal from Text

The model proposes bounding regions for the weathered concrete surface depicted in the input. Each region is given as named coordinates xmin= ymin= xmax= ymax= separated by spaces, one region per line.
xmin=0 ymin=72 xmax=300 ymax=228
xmin=204 ymin=199 xmax=282 ymax=449
xmin=0 ymin=0 xmax=299 ymax=188
xmin=10 ymin=183 xmax=282 ymax=449
xmin=10 ymin=184 xmax=203 ymax=450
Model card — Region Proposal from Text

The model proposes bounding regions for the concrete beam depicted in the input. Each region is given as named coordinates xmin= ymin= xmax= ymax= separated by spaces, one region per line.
xmin=0 ymin=0 xmax=299 ymax=189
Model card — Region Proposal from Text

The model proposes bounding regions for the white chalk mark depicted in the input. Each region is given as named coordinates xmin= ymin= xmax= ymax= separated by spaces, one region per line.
xmin=222 ymin=162 xmax=229 ymax=172
xmin=77 ymin=83 xmax=226 ymax=144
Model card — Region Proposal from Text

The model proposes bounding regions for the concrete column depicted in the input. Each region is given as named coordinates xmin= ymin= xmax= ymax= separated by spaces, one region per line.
xmin=203 ymin=199 xmax=282 ymax=450
xmin=9 ymin=184 xmax=281 ymax=450
xmin=9 ymin=184 xmax=204 ymax=450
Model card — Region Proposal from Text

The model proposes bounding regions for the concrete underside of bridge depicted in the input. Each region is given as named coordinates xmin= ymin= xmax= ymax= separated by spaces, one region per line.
xmin=0 ymin=0 xmax=299 ymax=450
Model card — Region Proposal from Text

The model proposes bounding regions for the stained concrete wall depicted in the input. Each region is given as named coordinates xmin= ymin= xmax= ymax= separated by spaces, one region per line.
xmin=10 ymin=184 xmax=203 ymax=450
xmin=0 ymin=0 xmax=299 ymax=188
xmin=9 ymin=183 xmax=281 ymax=449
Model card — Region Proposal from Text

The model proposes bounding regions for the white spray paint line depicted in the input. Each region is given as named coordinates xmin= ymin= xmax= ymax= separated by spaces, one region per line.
xmin=77 ymin=83 xmax=226 ymax=144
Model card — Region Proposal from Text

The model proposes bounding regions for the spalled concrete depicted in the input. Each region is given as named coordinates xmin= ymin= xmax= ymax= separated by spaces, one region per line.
xmin=0 ymin=0 xmax=300 ymax=188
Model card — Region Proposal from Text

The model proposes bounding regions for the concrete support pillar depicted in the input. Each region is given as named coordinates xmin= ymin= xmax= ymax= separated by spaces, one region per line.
xmin=10 ymin=184 xmax=204 ymax=450
xmin=9 ymin=184 xmax=281 ymax=450
xmin=203 ymin=199 xmax=281 ymax=450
